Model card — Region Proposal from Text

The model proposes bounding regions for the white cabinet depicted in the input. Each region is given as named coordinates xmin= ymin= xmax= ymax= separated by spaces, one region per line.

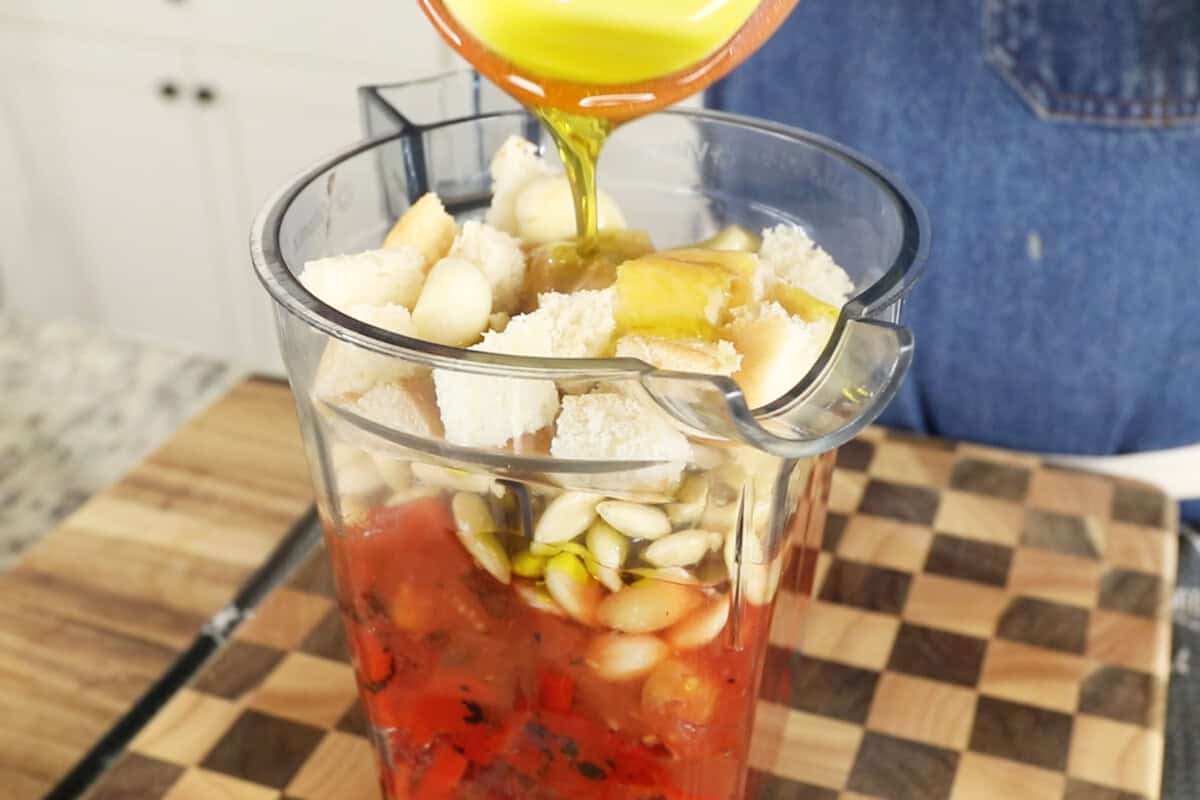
xmin=0 ymin=28 xmax=236 ymax=356
xmin=0 ymin=5 xmax=450 ymax=372
xmin=197 ymin=54 xmax=409 ymax=371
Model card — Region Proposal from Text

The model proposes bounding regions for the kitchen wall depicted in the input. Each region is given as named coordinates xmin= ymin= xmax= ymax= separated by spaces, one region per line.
xmin=0 ymin=1 xmax=453 ymax=374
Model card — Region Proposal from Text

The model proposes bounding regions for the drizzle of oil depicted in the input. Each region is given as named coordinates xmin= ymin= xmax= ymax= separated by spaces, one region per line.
xmin=532 ymin=107 xmax=613 ymax=251
xmin=417 ymin=0 xmax=800 ymax=275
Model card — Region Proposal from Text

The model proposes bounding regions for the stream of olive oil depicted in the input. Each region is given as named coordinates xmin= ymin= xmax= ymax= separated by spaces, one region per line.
xmin=532 ymin=107 xmax=614 ymax=252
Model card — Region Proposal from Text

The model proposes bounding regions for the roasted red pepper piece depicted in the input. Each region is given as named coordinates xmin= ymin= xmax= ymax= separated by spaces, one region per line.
xmin=413 ymin=741 xmax=468 ymax=800
xmin=352 ymin=630 xmax=396 ymax=693
xmin=537 ymin=668 xmax=575 ymax=713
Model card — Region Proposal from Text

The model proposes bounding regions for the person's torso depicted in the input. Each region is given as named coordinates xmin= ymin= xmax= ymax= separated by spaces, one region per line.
xmin=711 ymin=0 xmax=1200 ymax=518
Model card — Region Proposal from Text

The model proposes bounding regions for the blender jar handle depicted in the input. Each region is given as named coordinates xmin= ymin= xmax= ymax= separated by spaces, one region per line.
xmin=640 ymin=317 xmax=914 ymax=458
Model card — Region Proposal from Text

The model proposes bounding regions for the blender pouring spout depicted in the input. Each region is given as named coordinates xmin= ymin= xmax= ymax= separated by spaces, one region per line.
xmin=639 ymin=315 xmax=915 ymax=459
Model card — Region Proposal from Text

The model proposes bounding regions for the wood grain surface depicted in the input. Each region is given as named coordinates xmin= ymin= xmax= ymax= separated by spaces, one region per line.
xmin=0 ymin=378 xmax=312 ymax=800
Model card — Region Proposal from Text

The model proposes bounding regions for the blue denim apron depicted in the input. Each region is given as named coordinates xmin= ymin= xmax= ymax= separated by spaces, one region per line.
xmin=711 ymin=0 xmax=1200 ymax=522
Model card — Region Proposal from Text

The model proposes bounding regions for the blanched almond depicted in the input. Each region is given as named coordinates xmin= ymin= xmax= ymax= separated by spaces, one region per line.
xmin=488 ymin=311 xmax=511 ymax=332
xmin=587 ymin=633 xmax=669 ymax=682
xmin=382 ymin=192 xmax=456 ymax=270
xmin=411 ymin=462 xmax=494 ymax=493
xmin=641 ymin=659 xmax=718 ymax=725
xmin=666 ymin=595 xmax=730 ymax=650
xmin=335 ymin=494 xmax=370 ymax=525
xmin=587 ymin=562 xmax=625 ymax=593
xmin=666 ymin=473 xmax=709 ymax=527
xmin=534 ymin=492 xmax=601 ymax=544
xmin=585 ymin=520 xmax=629 ymax=568
xmin=451 ymin=493 xmax=511 ymax=585
xmin=627 ymin=566 xmax=700 ymax=585
xmin=370 ymin=454 xmax=412 ymax=491
xmin=689 ymin=443 xmax=728 ymax=470
xmin=735 ymin=558 xmax=783 ymax=606
xmin=385 ymin=486 xmax=443 ymax=506
xmin=545 ymin=552 xmax=604 ymax=624
xmin=514 ymin=176 xmax=626 ymax=245
xmin=514 ymin=581 xmax=565 ymax=617
xmin=596 ymin=501 xmax=671 ymax=541
xmin=642 ymin=530 xmax=722 ymax=568
xmin=722 ymin=521 xmax=769 ymax=570
xmin=331 ymin=444 xmax=383 ymax=496
xmin=412 ymin=257 xmax=493 ymax=346
xmin=597 ymin=580 xmax=703 ymax=633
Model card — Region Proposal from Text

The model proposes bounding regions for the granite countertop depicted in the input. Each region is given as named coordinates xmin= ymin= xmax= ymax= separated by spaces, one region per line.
xmin=0 ymin=312 xmax=244 ymax=571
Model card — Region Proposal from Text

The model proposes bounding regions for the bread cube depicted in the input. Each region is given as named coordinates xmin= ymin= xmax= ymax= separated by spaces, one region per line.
xmin=352 ymin=378 xmax=443 ymax=439
xmin=656 ymin=247 xmax=767 ymax=309
xmin=769 ymin=282 xmax=840 ymax=324
xmin=614 ymin=335 xmax=741 ymax=376
xmin=300 ymin=247 xmax=425 ymax=311
xmin=432 ymin=324 xmax=560 ymax=448
xmin=485 ymin=136 xmax=556 ymax=235
xmin=613 ymin=253 xmax=733 ymax=341
xmin=313 ymin=304 xmax=417 ymax=399
xmin=724 ymin=302 xmax=835 ymax=408
xmin=759 ymin=224 xmax=854 ymax=306
xmin=551 ymin=392 xmax=691 ymax=491
xmin=500 ymin=289 xmax=616 ymax=359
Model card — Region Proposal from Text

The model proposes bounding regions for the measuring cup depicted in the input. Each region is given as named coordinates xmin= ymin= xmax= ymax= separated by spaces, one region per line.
xmin=251 ymin=71 xmax=927 ymax=799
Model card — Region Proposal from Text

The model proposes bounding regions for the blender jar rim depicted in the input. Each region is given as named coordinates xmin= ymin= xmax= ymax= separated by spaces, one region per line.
xmin=250 ymin=106 xmax=928 ymax=458
xmin=251 ymin=106 xmax=927 ymax=379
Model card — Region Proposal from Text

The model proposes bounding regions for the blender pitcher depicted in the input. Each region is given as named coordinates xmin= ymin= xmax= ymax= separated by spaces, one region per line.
xmin=251 ymin=71 xmax=927 ymax=800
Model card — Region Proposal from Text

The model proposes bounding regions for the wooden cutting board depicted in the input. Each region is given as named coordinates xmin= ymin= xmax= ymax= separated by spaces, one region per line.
xmin=86 ymin=427 xmax=1178 ymax=800
xmin=0 ymin=378 xmax=312 ymax=800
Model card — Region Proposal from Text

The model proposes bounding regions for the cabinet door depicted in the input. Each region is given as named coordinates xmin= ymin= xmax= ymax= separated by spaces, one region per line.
xmin=197 ymin=52 xmax=452 ymax=374
xmin=0 ymin=0 xmax=444 ymax=72
xmin=0 ymin=27 xmax=238 ymax=359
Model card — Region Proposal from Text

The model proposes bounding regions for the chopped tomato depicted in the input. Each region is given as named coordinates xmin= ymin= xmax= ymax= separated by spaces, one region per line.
xmin=537 ymin=668 xmax=575 ymax=713
xmin=364 ymin=496 xmax=456 ymax=544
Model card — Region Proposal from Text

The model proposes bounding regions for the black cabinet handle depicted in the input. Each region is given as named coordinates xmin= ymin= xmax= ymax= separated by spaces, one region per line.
xmin=158 ymin=81 xmax=179 ymax=101
xmin=195 ymin=85 xmax=217 ymax=105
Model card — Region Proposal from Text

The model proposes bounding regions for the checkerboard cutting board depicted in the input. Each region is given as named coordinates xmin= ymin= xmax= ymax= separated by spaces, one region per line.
xmin=87 ymin=429 xmax=1178 ymax=800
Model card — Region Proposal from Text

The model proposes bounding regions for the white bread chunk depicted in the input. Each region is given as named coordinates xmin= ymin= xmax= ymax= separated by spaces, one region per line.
xmin=514 ymin=176 xmax=627 ymax=246
xmin=449 ymin=221 xmax=527 ymax=313
xmin=486 ymin=136 xmax=556 ymax=235
xmin=432 ymin=325 xmax=560 ymax=448
xmin=759 ymin=224 xmax=854 ymax=306
xmin=725 ymin=302 xmax=834 ymax=408
xmin=382 ymin=193 xmax=457 ymax=271
xmin=551 ymin=392 xmax=691 ymax=491
xmin=313 ymin=304 xmax=417 ymax=399
xmin=499 ymin=289 xmax=616 ymax=359
xmin=615 ymin=335 xmax=741 ymax=376
xmin=352 ymin=378 xmax=442 ymax=438
xmin=300 ymin=247 xmax=425 ymax=311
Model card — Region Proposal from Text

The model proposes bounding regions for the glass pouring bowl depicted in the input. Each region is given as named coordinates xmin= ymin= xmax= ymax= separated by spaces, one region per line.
xmin=417 ymin=0 xmax=801 ymax=117
xmin=251 ymin=96 xmax=927 ymax=799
